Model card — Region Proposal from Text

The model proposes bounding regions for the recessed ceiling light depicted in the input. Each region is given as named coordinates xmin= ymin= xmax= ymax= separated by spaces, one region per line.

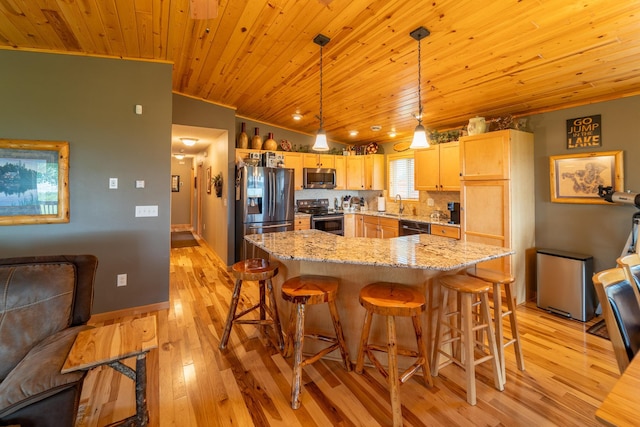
xmin=180 ymin=138 xmax=198 ymax=146
xmin=388 ymin=131 xmax=397 ymax=138
xmin=174 ymin=154 xmax=185 ymax=160
xmin=292 ymin=113 xmax=303 ymax=121
xmin=370 ymin=125 xmax=382 ymax=132
xmin=349 ymin=130 xmax=359 ymax=136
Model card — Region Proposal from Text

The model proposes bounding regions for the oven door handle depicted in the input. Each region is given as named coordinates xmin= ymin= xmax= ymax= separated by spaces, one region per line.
xmin=314 ymin=215 xmax=344 ymax=221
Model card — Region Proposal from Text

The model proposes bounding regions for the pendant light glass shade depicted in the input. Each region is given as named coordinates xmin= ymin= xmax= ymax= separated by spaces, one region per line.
xmin=312 ymin=34 xmax=330 ymax=152
xmin=314 ymin=128 xmax=329 ymax=151
xmin=411 ymin=123 xmax=428 ymax=149
xmin=409 ymin=26 xmax=430 ymax=150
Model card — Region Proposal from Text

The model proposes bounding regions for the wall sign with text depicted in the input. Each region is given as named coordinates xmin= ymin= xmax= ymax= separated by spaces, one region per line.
xmin=567 ymin=115 xmax=601 ymax=149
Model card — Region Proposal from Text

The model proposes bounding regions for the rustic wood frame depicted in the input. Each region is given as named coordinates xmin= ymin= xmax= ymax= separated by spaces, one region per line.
xmin=550 ymin=150 xmax=623 ymax=204
xmin=0 ymin=139 xmax=70 ymax=225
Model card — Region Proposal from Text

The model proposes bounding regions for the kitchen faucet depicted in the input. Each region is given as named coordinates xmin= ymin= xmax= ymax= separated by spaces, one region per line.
xmin=395 ymin=194 xmax=404 ymax=214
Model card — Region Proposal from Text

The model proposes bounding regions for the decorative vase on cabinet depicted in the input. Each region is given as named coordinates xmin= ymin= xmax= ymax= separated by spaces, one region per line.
xmin=467 ymin=116 xmax=486 ymax=135
xmin=263 ymin=132 xmax=278 ymax=151
xmin=237 ymin=122 xmax=249 ymax=149
xmin=251 ymin=127 xmax=262 ymax=150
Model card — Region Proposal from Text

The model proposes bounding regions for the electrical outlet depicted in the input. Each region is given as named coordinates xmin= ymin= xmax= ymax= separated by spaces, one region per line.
xmin=109 ymin=178 xmax=118 ymax=189
xmin=117 ymin=274 xmax=127 ymax=287
xmin=428 ymin=198 xmax=434 ymax=207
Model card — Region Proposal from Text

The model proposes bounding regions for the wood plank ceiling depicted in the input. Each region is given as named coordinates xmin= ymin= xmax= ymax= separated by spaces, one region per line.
xmin=1 ymin=0 xmax=639 ymax=146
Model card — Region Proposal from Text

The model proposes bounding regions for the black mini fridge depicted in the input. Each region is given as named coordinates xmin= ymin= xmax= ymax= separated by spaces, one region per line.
xmin=536 ymin=249 xmax=596 ymax=321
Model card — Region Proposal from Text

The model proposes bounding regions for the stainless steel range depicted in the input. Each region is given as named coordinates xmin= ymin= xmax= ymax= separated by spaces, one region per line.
xmin=297 ymin=199 xmax=344 ymax=235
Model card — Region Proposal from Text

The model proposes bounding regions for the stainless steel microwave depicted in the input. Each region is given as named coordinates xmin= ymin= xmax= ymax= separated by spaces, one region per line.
xmin=303 ymin=168 xmax=336 ymax=189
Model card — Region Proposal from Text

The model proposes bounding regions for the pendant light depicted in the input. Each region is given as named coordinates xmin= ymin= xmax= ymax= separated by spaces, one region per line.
xmin=312 ymin=34 xmax=330 ymax=151
xmin=409 ymin=26 xmax=431 ymax=149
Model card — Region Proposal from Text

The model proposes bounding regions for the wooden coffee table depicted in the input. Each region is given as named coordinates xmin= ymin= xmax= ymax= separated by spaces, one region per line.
xmin=62 ymin=316 xmax=158 ymax=426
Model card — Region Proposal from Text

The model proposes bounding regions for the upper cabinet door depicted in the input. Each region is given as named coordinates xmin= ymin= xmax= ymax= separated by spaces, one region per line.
xmin=460 ymin=130 xmax=511 ymax=180
xmin=414 ymin=146 xmax=440 ymax=191
xmin=439 ymin=142 xmax=460 ymax=191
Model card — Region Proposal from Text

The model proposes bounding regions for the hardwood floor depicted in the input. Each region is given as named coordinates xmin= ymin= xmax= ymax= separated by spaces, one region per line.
xmin=76 ymin=241 xmax=619 ymax=426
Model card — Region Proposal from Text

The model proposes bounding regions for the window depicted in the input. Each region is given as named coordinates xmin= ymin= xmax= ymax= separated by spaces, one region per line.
xmin=388 ymin=153 xmax=418 ymax=200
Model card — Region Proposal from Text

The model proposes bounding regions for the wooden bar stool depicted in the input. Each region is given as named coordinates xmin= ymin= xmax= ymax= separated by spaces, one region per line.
xmin=432 ymin=274 xmax=503 ymax=405
xmin=465 ymin=267 xmax=525 ymax=382
xmin=281 ymin=275 xmax=351 ymax=409
xmin=219 ymin=258 xmax=284 ymax=351
xmin=355 ymin=282 xmax=432 ymax=427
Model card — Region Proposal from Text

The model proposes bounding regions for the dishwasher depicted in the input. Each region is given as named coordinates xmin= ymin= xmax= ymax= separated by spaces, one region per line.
xmin=399 ymin=219 xmax=431 ymax=235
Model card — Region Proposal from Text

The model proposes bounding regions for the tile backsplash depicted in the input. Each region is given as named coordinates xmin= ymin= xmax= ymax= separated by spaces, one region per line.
xmin=294 ymin=189 xmax=459 ymax=217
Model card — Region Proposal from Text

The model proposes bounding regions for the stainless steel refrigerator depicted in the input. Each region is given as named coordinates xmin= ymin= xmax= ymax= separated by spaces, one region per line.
xmin=235 ymin=165 xmax=294 ymax=262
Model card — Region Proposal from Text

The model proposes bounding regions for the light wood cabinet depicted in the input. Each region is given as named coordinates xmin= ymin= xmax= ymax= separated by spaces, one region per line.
xmin=282 ymin=152 xmax=304 ymax=190
xmin=346 ymin=156 xmax=365 ymax=190
xmin=460 ymin=132 xmax=510 ymax=180
xmin=355 ymin=214 xmax=365 ymax=237
xmin=235 ymin=148 xmax=256 ymax=164
xmin=362 ymin=215 xmax=398 ymax=239
xmin=460 ymin=129 xmax=534 ymax=303
xmin=363 ymin=216 xmax=379 ymax=238
xmin=414 ymin=141 xmax=460 ymax=191
xmin=334 ymin=156 xmax=346 ymax=190
xmin=431 ymin=224 xmax=460 ymax=239
xmin=365 ymin=154 xmax=385 ymax=190
xmin=346 ymin=154 xmax=384 ymax=190
xmin=379 ymin=217 xmax=399 ymax=238
xmin=304 ymin=153 xmax=334 ymax=169
xmin=294 ymin=215 xmax=310 ymax=231
xmin=343 ymin=213 xmax=356 ymax=237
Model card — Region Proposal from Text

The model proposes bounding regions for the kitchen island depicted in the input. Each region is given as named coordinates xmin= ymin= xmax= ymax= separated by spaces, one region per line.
xmin=245 ymin=229 xmax=513 ymax=365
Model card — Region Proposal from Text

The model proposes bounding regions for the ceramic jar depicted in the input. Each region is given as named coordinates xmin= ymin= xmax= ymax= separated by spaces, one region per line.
xmin=251 ymin=127 xmax=262 ymax=150
xmin=237 ymin=122 xmax=248 ymax=149
xmin=263 ymin=132 xmax=277 ymax=151
xmin=467 ymin=116 xmax=487 ymax=135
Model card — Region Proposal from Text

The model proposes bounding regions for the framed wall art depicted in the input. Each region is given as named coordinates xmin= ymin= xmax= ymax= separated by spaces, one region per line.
xmin=0 ymin=139 xmax=70 ymax=225
xmin=549 ymin=150 xmax=623 ymax=204
xmin=206 ymin=167 xmax=212 ymax=194
xmin=171 ymin=175 xmax=180 ymax=192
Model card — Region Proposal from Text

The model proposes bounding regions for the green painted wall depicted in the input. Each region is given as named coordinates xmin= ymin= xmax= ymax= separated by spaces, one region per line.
xmin=0 ymin=50 xmax=173 ymax=314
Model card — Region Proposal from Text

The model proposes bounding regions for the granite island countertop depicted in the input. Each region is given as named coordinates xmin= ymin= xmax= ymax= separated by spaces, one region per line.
xmin=245 ymin=229 xmax=512 ymax=271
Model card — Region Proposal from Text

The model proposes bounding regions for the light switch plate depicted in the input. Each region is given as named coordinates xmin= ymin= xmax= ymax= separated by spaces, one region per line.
xmin=135 ymin=205 xmax=158 ymax=217
xmin=135 ymin=180 xmax=145 ymax=189
xmin=109 ymin=178 xmax=118 ymax=189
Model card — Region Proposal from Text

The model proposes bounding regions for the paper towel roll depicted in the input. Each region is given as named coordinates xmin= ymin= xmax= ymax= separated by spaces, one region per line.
xmin=377 ymin=196 xmax=386 ymax=212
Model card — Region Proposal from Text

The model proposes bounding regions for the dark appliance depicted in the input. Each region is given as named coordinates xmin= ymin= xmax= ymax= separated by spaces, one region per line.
xmin=399 ymin=219 xmax=431 ymax=236
xmin=235 ymin=165 xmax=295 ymax=262
xmin=303 ymin=168 xmax=337 ymax=189
xmin=447 ymin=202 xmax=460 ymax=225
xmin=297 ymin=199 xmax=344 ymax=235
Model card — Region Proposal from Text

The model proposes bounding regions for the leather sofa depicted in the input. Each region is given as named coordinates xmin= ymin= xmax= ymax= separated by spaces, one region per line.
xmin=0 ymin=255 xmax=98 ymax=427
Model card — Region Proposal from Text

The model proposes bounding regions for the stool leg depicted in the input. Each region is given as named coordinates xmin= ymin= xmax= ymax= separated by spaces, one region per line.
xmin=219 ymin=278 xmax=243 ymax=350
xmin=461 ymin=292 xmax=477 ymax=405
xmin=259 ymin=279 xmax=267 ymax=336
xmin=493 ymin=283 xmax=506 ymax=383
xmin=327 ymin=299 xmax=352 ymax=371
xmin=480 ymin=292 xmax=504 ymax=391
xmin=505 ymin=282 xmax=525 ymax=372
xmin=291 ymin=303 xmax=306 ymax=409
xmin=266 ymin=278 xmax=284 ymax=351
xmin=283 ymin=303 xmax=296 ymax=358
xmin=356 ymin=309 xmax=373 ymax=374
xmin=411 ymin=314 xmax=433 ymax=387
xmin=431 ymin=287 xmax=449 ymax=376
xmin=387 ymin=315 xmax=402 ymax=427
